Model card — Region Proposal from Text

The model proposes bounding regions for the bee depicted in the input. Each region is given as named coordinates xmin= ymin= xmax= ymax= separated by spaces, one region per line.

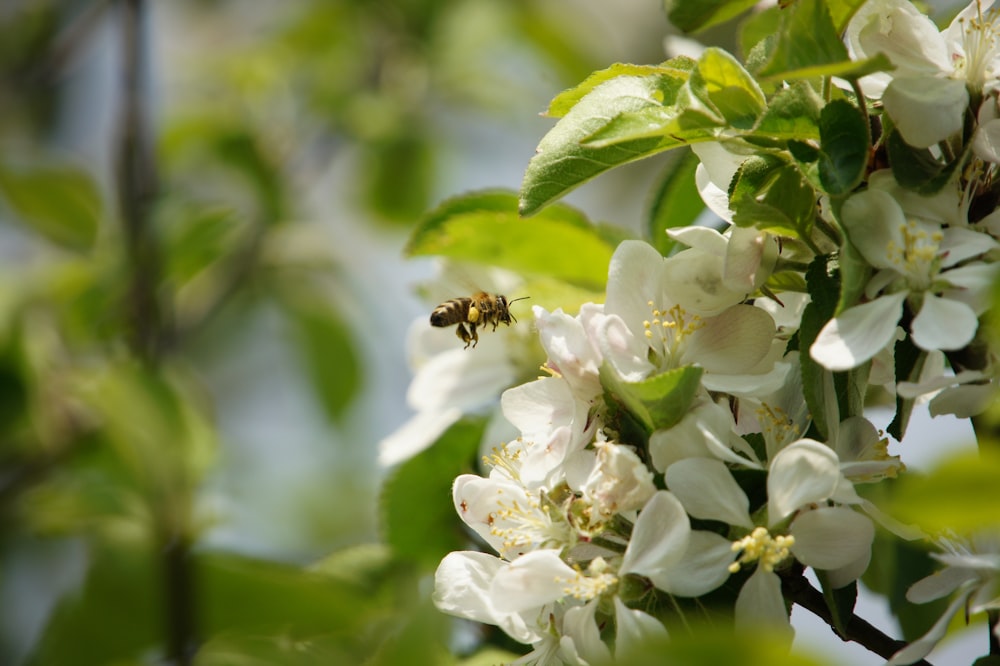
xmin=430 ymin=292 xmax=529 ymax=348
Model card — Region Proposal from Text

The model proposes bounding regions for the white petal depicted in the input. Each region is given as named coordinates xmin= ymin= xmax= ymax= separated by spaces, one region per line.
xmin=942 ymin=262 xmax=1000 ymax=315
xmin=974 ymin=117 xmax=1000 ymax=163
xmin=930 ymin=383 xmax=997 ymax=418
xmin=695 ymin=163 xmax=735 ymax=221
xmin=883 ymin=77 xmax=968 ymax=148
xmin=646 ymin=530 xmax=736 ymax=597
xmin=378 ymin=407 xmax=463 ymax=466
xmin=533 ymin=306 xmax=602 ymax=396
xmin=809 ymin=293 xmax=907 ymax=371
xmin=662 ymin=248 xmax=747 ymax=316
xmin=841 ymin=189 xmax=907 ymax=270
xmin=768 ymin=440 xmax=841 ymax=523
xmin=735 ymin=568 xmax=793 ymax=637
xmin=597 ymin=314 xmax=655 ymax=382
xmin=408 ymin=344 xmax=514 ymax=410
xmin=665 ymin=458 xmax=753 ymax=528
xmin=563 ymin=601 xmax=611 ymax=664
xmin=683 ymin=304 xmax=776 ymax=373
xmin=910 ymin=294 xmax=978 ymax=351
xmin=724 ymin=227 xmax=777 ymax=293
xmin=621 ymin=491 xmax=691 ymax=577
xmin=906 ymin=566 xmax=979 ymax=603
xmin=668 ymin=225 xmax=728 ymax=254
xmin=491 ymin=550 xmax=575 ymax=612
xmin=790 ymin=507 xmax=875 ymax=571
xmin=614 ymin=597 xmax=669 ymax=659
xmin=433 ymin=551 xmax=539 ymax=643
xmin=605 ymin=240 xmax=668 ymax=337
xmin=887 ymin=589 xmax=974 ymax=665
xmin=939 ymin=228 xmax=998 ymax=267
xmin=856 ymin=2 xmax=951 ymax=77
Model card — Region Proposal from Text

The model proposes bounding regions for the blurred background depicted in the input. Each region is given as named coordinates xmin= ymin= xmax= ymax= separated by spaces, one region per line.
xmin=0 ymin=0 xmax=981 ymax=664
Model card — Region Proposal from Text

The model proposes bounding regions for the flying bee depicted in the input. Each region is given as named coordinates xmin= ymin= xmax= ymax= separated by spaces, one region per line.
xmin=430 ymin=292 xmax=529 ymax=349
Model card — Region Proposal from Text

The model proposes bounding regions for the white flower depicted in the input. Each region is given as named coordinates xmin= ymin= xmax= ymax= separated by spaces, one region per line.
xmin=888 ymin=533 xmax=1000 ymax=665
xmin=811 ymin=188 xmax=998 ymax=370
xmin=580 ymin=441 xmax=657 ymax=521
xmin=600 ymin=240 xmax=777 ymax=386
xmin=664 ymin=440 xmax=876 ymax=631
xmin=533 ymin=304 xmax=605 ymax=405
xmin=848 ymin=0 xmax=1000 ymax=147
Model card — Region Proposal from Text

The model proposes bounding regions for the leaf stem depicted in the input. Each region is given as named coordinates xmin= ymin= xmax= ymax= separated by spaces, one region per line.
xmin=781 ymin=571 xmax=934 ymax=665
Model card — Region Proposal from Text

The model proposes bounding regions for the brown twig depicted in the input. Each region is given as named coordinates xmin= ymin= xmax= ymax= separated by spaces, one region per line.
xmin=781 ymin=572 xmax=934 ymax=666
xmin=115 ymin=1 xmax=195 ymax=664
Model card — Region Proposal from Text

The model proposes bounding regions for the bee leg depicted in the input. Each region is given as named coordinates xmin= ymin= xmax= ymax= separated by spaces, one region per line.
xmin=456 ymin=323 xmax=473 ymax=349
xmin=469 ymin=322 xmax=479 ymax=348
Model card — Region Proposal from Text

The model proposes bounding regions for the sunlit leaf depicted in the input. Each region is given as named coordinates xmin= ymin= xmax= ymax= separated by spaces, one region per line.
xmin=600 ymin=364 xmax=703 ymax=433
xmin=664 ymin=0 xmax=760 ymax=33
xmin=817 ymin=99 xmax=868 ymax=196
xmin=755 ymin=0 xmax=893 ymax=82
xmin=753 ymin=81 xmax=822 ymax=142
xmin=0 ymin=162 xmax=101 ymax=250
xmin=689 ymin=48 xmax=765 ymax=129
xmin=381 ymin=418 xmax=485 ymax=570
xmin=408 ymin=190 xmax=615 ymax=290
xmin=519 ymin=70 xmax=692 ymax=216
xmin=544 ymin=62 xmax=691 ymax=118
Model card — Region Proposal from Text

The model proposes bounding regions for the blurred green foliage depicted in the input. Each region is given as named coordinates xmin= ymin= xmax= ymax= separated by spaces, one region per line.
xmin=0 ymin=0 xmax=672 ymax=664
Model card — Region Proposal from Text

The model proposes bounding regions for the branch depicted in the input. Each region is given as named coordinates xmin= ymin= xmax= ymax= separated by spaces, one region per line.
xmin=781 ymin=572 xmax=935 ymax=666
xmin=115 ymin=1 xmax=195 ymax=664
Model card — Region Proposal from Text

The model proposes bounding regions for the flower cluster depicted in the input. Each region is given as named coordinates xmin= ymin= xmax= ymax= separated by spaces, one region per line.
xmin=421 ymin=0 xmax=1000 ymax=662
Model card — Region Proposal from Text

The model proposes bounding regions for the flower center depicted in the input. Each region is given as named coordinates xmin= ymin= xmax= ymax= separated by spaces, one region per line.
xmin=642 ymin=301 xmax=703 ymax=368
xmin=954 ymin=3 xmax=1000 ymax=90
xmin=757 ymin=403 xmax=801 ymax=452
xmin=557 ymin=557 xmax=619 ymax=601
xmin=489 ymin=487 xmax=574 ymax=559
xmin=729 ymin=527 xmax=796 ymax=574
xmin=886 ymin=219 xmax=943 ymax=289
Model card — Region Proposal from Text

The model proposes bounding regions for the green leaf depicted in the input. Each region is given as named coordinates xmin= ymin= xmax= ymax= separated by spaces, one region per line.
xmin=544 ymin=61 xmax=694 ymax=118
xmin=665 ymin=0 xmax=760 ymax=33
xmin=753 ymin=81 xmax=823 ymax=142
xmin=689 ymin=48 xmax=766 ymax=129
xmin=285 ymin=297 xmax=361 ymax=423
xmin=826 ymin=0 xmax=869 ymax=32
xmin=755 ymin=0 xmax=893 ymax=82
xmin=647 ymin=149 xmax=703 ymax=255
xmin=731 ymin=158 xmax=816 ymax=237
xmin=887 ymin=451 xmax=1000 ymax=535
xmin=408 ymin=190 xmax=615 ymax=290
xmin=800 ymin=256 xmax=838 ymax=439
xmin=32 ymin=542 xmax=159 ymax=666
xmin=599 ymin=364 xmax=704 ymax=433
xmin=363 ymin=134 xmax=433 ymax=223
xmin=816 ymin=573 xmax=857 ymax=637
xmin=519 ymin=71 xmax=692 ymax=217
xmin=0 ymin=162 xmax=101 ymax=250
xmin=886 ymin=129 xmax=964 ymax=194
xmin=381 ymin=418 xmax=485 ymax=570
xmin=817 ymin=99 xmax=868 ymax=195
xmin=739 ymin=5 xmax=782 ymax=62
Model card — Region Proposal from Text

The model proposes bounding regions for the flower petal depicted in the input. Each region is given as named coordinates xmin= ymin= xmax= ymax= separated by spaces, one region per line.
xmin=646 ymin=530 xmax=735 ymax=597
xmin=614 ymin=597 xmax=669 ymax=659
xmin=809 ymin=292 xmax=907 ymax=371
xmin=883 ymin=77 xmax=968 ymax=148
xmin=906 ymin=566 xmax=979 ymax=604
xmin=665 ymin=458 xmax=753 ymax=528
xmin=490 ymin=550 xmax=575 ymax=612
xmin=768 ymin=440 xmax=841 ymax=523
xmin=683 ymin=304 xmax=776 ymax=373
xmin=735 ymin=568 xmax=792 ymax=637
xmin=790 ymin=507 xmax=874 ymax=571
xmin=887 ymin=588 xmax=975 ymax=665
xmin=621 ymin=491 xmax=691 ymax=577
xmin=911 ymin=294 xmax=978 ymax=351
